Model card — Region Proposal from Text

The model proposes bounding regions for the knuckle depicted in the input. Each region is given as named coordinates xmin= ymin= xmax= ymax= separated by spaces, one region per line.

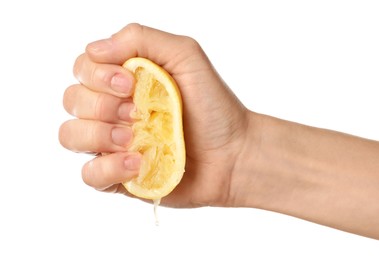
xmin=90 ymin=64 xmax=111 ymax=89
xmin=181 ymin=36 xmax=202 ymax=52
xmin=62 ymin=85 xmax=78 ymax=115
xmin=116 ymin=23 xmax=144 ymax=38
xmin=81 ymin=160 xmax=94 ymax=186
xmin=94 ymin=94 xmax=106 ymax=121
xmin=89 ymin=64 xmax=98 ymax=87
xmin=87 ymin=121 xmax=106 ymax=152
xmin=58 ymin=120 xmax=74 ymax=149
xmin=86 ymin=121 xmax=98 ymax=149
xmin=73 ymin=54 xmax=85 ymax=81
xmin=82 ymin=157 xmax=109 ymax=190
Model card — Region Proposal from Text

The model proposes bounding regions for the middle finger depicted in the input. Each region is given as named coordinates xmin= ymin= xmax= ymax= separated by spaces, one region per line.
xmin=63 ymin=84 xmax=135 ymax=123
xmin=59 ymin=119 xmax=132 ymax=153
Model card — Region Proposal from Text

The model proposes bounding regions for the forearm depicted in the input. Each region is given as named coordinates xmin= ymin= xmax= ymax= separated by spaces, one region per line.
xmin=233 ymin=112 xmax=379 ymax=239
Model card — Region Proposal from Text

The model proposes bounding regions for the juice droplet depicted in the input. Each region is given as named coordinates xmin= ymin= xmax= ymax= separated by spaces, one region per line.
xmin=153 ymin=199 xmax=161 ymax=226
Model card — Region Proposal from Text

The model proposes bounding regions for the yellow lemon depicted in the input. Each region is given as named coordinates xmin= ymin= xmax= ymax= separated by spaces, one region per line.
xmin=122 ymin=57 xmax=186 ymax=201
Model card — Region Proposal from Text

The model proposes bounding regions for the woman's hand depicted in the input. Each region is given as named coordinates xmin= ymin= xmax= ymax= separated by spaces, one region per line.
xmin=59 ymin=24 xmax=250 ymax=208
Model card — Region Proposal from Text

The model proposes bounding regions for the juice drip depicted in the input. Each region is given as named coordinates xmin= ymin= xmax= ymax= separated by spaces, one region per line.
xmin=153 ymin=199 xmax=161 ymax=226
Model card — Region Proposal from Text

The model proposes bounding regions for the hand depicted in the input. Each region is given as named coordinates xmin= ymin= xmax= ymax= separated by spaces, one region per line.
xmin=59 ymin=24 xmax=250 ymax=207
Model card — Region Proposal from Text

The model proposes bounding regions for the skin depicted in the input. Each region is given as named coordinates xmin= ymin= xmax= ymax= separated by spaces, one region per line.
xmin=59 ymin=23 xmax=379 ymax=240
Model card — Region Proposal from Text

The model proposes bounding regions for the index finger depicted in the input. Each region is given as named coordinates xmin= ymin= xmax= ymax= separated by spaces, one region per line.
xmin=73 ymin=53 xmax=135 ymax=98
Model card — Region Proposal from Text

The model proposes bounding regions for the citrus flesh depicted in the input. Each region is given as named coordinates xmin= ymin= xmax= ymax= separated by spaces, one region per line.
xmin=122 ymin=57 xmax=186 ymax=200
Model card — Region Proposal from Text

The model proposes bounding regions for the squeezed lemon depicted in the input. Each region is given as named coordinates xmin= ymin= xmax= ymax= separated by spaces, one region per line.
xmin=122 ymin=58 xmax=186 ymax=201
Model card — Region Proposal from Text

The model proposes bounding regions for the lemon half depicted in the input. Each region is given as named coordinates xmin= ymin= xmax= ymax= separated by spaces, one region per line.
xmin=122 ymin=57 xmax=186 ymax=200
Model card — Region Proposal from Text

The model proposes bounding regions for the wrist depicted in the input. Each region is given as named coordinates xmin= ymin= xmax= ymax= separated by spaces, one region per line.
xmin=229 ymin=112 xmax=305 ymax=209
xmin=228 ymin=111 xmax=266 ymax=208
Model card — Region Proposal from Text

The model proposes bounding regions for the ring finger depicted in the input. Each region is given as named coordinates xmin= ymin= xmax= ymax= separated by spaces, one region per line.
xmin=59 ymin=119 xmax=132 ymax=153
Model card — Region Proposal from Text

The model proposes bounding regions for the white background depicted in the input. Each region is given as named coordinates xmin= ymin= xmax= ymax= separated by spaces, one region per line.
xmin=0 ymin=0 xmax=378 ymax=259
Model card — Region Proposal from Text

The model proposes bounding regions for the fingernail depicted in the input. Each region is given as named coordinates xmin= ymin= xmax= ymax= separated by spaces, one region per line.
xmin=111 ymin=127 xmax=132 ymax=147
xmin=124 ymin=154 xmax=141 ymax=171
xmin=118 ymin=102 xmax=135 ymax=122
xmin=87 ymin=39 xmax=113 ymax=54
xmin=111 ymin=73 xmax=132 ymax=95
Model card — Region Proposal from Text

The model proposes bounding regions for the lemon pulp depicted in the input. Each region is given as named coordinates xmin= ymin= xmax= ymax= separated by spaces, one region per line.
xmin=122 ymin=58 xmax=185 ymax=201
xmin=128 ymin=67 xmax=175 ymax=190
